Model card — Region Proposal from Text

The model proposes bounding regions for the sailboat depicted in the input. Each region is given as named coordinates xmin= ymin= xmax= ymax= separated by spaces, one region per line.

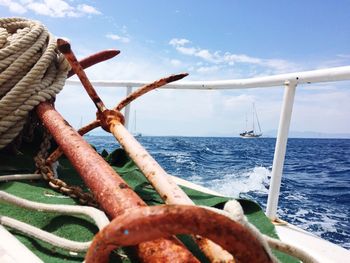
xmin=240 ymin=103 xmax=262 ymax=138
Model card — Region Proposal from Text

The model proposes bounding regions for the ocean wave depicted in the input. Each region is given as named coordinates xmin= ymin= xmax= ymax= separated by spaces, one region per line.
xmin=208 ymin=166 xmax=271 ymax=197
xmin=86 ymin=136 xmax=350 ymax=250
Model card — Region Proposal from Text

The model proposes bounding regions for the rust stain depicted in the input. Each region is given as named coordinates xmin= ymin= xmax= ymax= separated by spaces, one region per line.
xmin=119 ymin=183 xmax=129 ymax=189
xmin=68 ymin=50 xmax=120 ymax=78
xmin=57 ymin=38 xmax=107 ymax=113
xmin=36 ymin=102 xmax=198 ymax=262
xmin=116 ymin=73 xmax=188 ymax=111
xmin=96 ymin=109 xmax=125 ymax=132
xmin=52 ymin=40 xmax=211 ymax=261
xmin=85 ymin=205 xmax=273 ymax=263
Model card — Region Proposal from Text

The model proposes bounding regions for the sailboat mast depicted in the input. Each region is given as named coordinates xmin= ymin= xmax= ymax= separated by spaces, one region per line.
xmin=254 ymin=103 xmax=262 ymax=134
xmin=240 ymin=103 xmax=262 ymax=138
xmin=252 ymin=103 xmax=255 ymax=132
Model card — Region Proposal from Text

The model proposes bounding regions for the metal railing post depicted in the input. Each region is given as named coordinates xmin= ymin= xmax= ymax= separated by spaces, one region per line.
xmin=124 ymin=86 xmax=133 ymax=129
xmin=266 ymin=81 xmax=297 ymax=220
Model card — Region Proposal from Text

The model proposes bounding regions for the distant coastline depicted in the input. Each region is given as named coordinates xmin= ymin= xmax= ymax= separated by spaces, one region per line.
xmin=86 ymin=132 xmax=350 ymax=139
xmin=263 ymin=130 xmax=350 ymax=139
xmin=85 ymin=126 xmax=350 ymax=139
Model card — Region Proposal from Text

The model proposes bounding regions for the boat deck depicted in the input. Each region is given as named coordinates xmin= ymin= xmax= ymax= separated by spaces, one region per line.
xmin=1 ymin=145 xmax=349 ymax=262
xmin=276 ymin=223 xmax=350 ymax=263
xmin=173 ymin=176 xmax=350 ymax=263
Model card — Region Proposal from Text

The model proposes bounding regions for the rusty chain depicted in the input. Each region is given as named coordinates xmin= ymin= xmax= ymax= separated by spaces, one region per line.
xmin=34 ymin=128 xmax=98 ymax=207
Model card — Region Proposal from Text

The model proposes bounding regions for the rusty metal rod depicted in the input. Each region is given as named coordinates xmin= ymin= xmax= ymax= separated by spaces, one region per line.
xmin=57 ymin=39 xmax=107 ymax=112
xmin=36 ymin=103 xmax=145 ymax=215
xmin=49 ymin=47 xmax=112 ymax=164
xmin=49 ymin=49 xmax=114 ymax=164
xmin=47 ymin=120 xmax=100 ymax=165
xmin=77 ymin=73 xmax=189 ymax=136
xmin=107 ymin=116 xmax=234 ymax=262
xmin=109 ymin=120 xmax=192 ymax=204
xmin=116 ymin=73 xmax=188 ymax=111
xmin=48 ymin=73 xmax=189 ymax=164
xmin=77 ymin=119 xmax=100 ymax=135
xmin=85 ymin=205 xmax=273 ymax=263
xmin=56 ymin=40 xmax=231 ymax=261
xmin=36 ymin=102 xmax=199 ymax=262
xmin=67 ymin=50 xmax=120 ymax=78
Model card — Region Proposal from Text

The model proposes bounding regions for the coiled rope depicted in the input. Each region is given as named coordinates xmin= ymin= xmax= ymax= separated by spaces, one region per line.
xmin=0 ymin=17 xmax=70 ymax=149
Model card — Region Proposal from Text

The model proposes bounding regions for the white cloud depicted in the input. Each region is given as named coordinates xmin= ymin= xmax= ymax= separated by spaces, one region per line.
xmin=292 ymin=87 xmax=350 ymax=133
xmin=54 ymin=40 xmax=350 ymax=137
xmin=196 ymin=49 xmax=214 ymax=61
xmin=27 ymin=0 xmax=77 ymax=17
xmin=169 ymin=38 xmax=217 ymax=62
xmin=169 ymin=38 xmax=190 ymax=46
xmin=0 ymin=0 xmax=27 ymax=13
xmin=197 ymin=65 xmax=220 ymax=73
xmin=121 ymin=25 xmax=128 ymax=34
xmin=0 ymin=0 xmax=101 ymax=17
xmin=105 ymin=33 xmax=130 ymax=43
xmin=175 ymin=46 xmax=197 ymax=56
xmin=222 ymin=94 xmax=254 ymax=110
xmin=57 ymin=51 xmax=350 ymax=137
xmin=262 ymin=59 xmax=295 ymax=72
xmin=169 ymin=37 xmax=298 ymax=74
xmin=336 ymin=54 xmax=350 ymax=59
xmin=170 ymin=59 xmax=182 ymax=67
xmin=83 ymin=55 xmax=173 ymax=81
xmin=77 ymin=4 xmax=101 ymax=15
xmin=314 ymin=54 xmax=350 ymax=69
xmin=223 ymin=53 xmax=261 ymax=65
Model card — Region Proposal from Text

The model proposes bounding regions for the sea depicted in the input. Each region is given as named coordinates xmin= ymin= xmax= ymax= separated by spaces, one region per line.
xmin=85 ymin=136 xmax=350 ymax=250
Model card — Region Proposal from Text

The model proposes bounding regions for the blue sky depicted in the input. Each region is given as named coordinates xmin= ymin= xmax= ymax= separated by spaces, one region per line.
xmin=1 ymin=1 xmax=350 ymax=136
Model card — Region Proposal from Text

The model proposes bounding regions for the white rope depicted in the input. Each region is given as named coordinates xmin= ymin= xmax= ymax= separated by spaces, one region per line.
xmin=223 ymin=200 xmax=276 ymax=260
xmin=0 ymin=192 xmax=318 ymax=260
xmin=0 ymin=191 xmax=109 ymax=252
xmin=223 ymin=201 xmax=318 ymax=263
xmin=0 ymin=17 xmax=70 ymax=149
xmin=201 ymin=200 xmax=318 ymax=263
xmin=0 ymin=173 xmax=42 ymax=182
xmin=0 ymin=215 xmax=91 ymax=252
xmin=264 ymin=235 xmax=318 ymax=263
xmin=0 ymin=160 xmax=59 ymax=182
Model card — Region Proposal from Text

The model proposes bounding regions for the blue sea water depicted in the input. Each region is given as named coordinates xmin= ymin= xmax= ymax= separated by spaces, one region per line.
xmin=86 ymin=136 xmax=350 ymax=250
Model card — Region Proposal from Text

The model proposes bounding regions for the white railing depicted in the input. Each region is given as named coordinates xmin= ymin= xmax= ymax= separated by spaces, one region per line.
xmin=66 ymin=65 xmax=350 ymax=220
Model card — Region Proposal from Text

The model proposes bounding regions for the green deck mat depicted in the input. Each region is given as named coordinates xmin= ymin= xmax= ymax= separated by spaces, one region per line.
xmin=0 ymin=140 xmax=299 ymax=262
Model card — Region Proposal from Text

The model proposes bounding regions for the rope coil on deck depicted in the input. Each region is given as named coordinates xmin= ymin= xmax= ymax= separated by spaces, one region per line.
xmin=0 ymin=17 xmax=70 ymax=149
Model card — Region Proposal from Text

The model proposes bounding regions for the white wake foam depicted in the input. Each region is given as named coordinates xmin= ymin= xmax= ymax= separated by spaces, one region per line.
xmin=208 ymin=166 xmax=271 ymax=197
